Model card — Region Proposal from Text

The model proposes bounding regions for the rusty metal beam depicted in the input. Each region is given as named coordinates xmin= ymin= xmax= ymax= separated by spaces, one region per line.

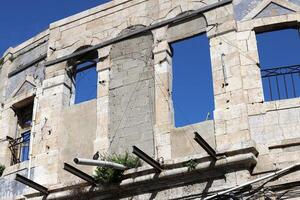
xmin=15 ymin=174 xmax=49 ymax=195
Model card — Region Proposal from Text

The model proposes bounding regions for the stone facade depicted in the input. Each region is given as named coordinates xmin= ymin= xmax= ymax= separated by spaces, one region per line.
xmin=0 ymin=0 xmax=300 ymax=199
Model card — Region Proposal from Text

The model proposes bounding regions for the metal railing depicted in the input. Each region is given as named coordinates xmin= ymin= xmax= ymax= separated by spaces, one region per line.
xmin=261 ymin=64 xmax=300 ymax=101
xmin=7 ymin=132 xmax=30 ymax=165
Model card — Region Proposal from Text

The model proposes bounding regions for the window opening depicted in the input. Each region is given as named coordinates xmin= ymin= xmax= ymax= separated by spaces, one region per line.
xmin=9 ymin=101 xmax=33 ymax=165
xmin=73 ymin=61 xmax=98 ymax=104
xmin=67 ymin=47 xmax=99 ymax=105
xmin=171 ymin=34 xmax=214 ymax=127
xmin=257 ymin=28 xmax=300 ymax=101
xmin=20 ymin=131 xmax=30 ymax=162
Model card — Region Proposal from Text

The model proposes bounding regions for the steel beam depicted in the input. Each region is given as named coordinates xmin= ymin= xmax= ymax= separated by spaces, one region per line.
xmin=63 ymin=163 xmax=97 ymax=186
xmin=8 ymin=53 xmax=47 ymax=78
xmin=132 ymin=146 xmax=162 ymax=172
xmin=45 ymin=0 xmax=232 ymax=67
xmin=15 ymin=174 xmax=49 ymax=195
xmin=194 ymin=132 xmax=217 ymax=160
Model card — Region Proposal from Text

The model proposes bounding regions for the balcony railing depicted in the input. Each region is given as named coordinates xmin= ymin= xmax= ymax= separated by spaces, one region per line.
xmin=261 ymin=64 xmax=300 ymax=101
xmin=7 ymin=131 xmax=30 ymax=165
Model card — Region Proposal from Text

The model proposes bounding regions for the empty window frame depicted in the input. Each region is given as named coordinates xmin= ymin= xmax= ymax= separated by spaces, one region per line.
xmin=257 ymin=28 xmax=300 ymax=101
xmin=171 ymin=34 xmax=214 ymax=127
xmin=73 ymin=61 xmax=98 ymax=104
xmin=10 ymin=101 xmax=33 ymax=165
xmin=68 ymin=48 xmax=98 ymax=105
xmin=20 ymin=131 xmax=30 ymax=162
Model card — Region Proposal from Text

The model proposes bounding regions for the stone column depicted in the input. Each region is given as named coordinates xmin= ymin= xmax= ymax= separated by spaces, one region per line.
xmin=153 ymin=41 xmax=173 ymax=160
xmin=0 ymin=52 xmax=17 ymax=167
xmin=94 ymin=57 xmax=110 ymax=154
xmin=203 ymin=3 xmax=258 ymax=155
xmin=30 ymin=63 xmax=72 ymax=185
xmin=209 ymin=29 xmax=257 ymax=154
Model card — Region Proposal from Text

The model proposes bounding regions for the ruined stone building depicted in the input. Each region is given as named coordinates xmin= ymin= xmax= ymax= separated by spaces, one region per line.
xmin=1 ymin=0 xmax=300 ymax=199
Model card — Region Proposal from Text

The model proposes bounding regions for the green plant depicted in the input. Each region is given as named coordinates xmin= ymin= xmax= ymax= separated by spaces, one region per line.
xmin=184 ymin=159 xmax=197 ymax=172
xmin=0 ymin=164 xmax=5 ymax=177
xmin=94 ymin=152 xmax=141 ymax=184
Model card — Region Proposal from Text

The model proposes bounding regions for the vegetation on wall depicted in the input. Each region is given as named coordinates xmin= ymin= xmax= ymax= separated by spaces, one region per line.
xmin=94 ymin=152 xmax=141 ymax=184
xmin=184 ymin=159 xmax=198 ymax=172
xmin=0 ymin=164 xmax=5 ymax=177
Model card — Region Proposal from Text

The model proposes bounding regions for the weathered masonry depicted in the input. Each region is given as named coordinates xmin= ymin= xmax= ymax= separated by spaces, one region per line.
xmin=1 ymin=0 xmax=300 ymax=199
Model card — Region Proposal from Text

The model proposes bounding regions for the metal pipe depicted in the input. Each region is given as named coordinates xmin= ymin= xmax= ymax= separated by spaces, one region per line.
xmin=28 ymin=94 xmax=38 ymax=179
xmin=221 ymin=53 xmax=228 ymax=86
xmin=204 ymin=162 xmax=300 ymax=200
xmin=74 ymin=158 xmax=126 ymax=170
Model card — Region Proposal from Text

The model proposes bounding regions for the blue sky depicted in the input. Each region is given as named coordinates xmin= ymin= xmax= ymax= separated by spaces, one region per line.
xmin=256 ymin=28 xmax=300 ymax=101
xmin=172 ymin=35 xmax=214 ymax=127
xmin=256 ymin=28 xmax=300 ymax=68
xmin=0 ymin=1 xmax=110 ymax=56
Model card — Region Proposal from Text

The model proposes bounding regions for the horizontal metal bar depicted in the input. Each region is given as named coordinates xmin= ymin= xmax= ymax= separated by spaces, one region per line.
xmin=8 ymin=53 xmax=47 ymax=78
xmin=15 ymin=174 xmax=49 ymax=195
xmin=194 ymin=132 xmax=217 ymax=160
xmin=132 ymin=146 xmax=162 ymax=172
xmin=75 ymin=62 xmax=97 ymax=74
xmin=45 ymin=0 xmax=232 ymax=67
xmin=261 ymin=64 xmax=300 ymax=78
xmin=63 ymin=163 xmax=97 ymax=186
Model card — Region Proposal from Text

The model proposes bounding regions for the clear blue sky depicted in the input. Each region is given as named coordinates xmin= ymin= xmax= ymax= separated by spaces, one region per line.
xmin=172 ymin=35 xmax=214 ymax=127
xmin=0 ymin=1 xmax=110 ymax=56
xmin=257 ymin=28 xmax=300 ymax=101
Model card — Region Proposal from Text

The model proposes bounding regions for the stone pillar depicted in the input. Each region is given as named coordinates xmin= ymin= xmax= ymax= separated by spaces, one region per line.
xmin=153 ymin=41 xmax=173 ymax=160
xmin=30 ymin=63 xmax=72 ymax=185
xmin=0 ymin=52 xmax=16 ymax=167
xmin=202 ymin=3 xmax=258 ymax=155
xmin=94 ymin=57 xmax=110 ymax=154
xmin=209 ymin=30 xmax=256 ymax=153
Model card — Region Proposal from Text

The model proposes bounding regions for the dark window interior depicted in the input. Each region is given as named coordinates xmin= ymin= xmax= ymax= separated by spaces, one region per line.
xmin=17 ymin=103 xmax=33 ymax=128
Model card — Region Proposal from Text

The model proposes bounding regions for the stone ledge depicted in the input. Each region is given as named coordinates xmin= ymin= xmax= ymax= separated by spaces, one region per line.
xmin=2 ymin=161 xmax=29 ymax=176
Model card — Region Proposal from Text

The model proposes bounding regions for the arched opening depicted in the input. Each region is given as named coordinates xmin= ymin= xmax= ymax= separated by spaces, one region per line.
xmin=67 ymin=46 xmax=99 ymax=104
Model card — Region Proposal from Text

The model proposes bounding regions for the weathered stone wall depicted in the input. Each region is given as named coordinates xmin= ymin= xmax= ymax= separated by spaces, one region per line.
xmin=0 ymin=0 xmax=300 ymax=199
xmin=109 ymin=28 xmax=155 ymax=156
xmin=0 ymin=168 xmax=28 ymax=200
xmin=171 ymin=120 xmax=215 ymax=159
